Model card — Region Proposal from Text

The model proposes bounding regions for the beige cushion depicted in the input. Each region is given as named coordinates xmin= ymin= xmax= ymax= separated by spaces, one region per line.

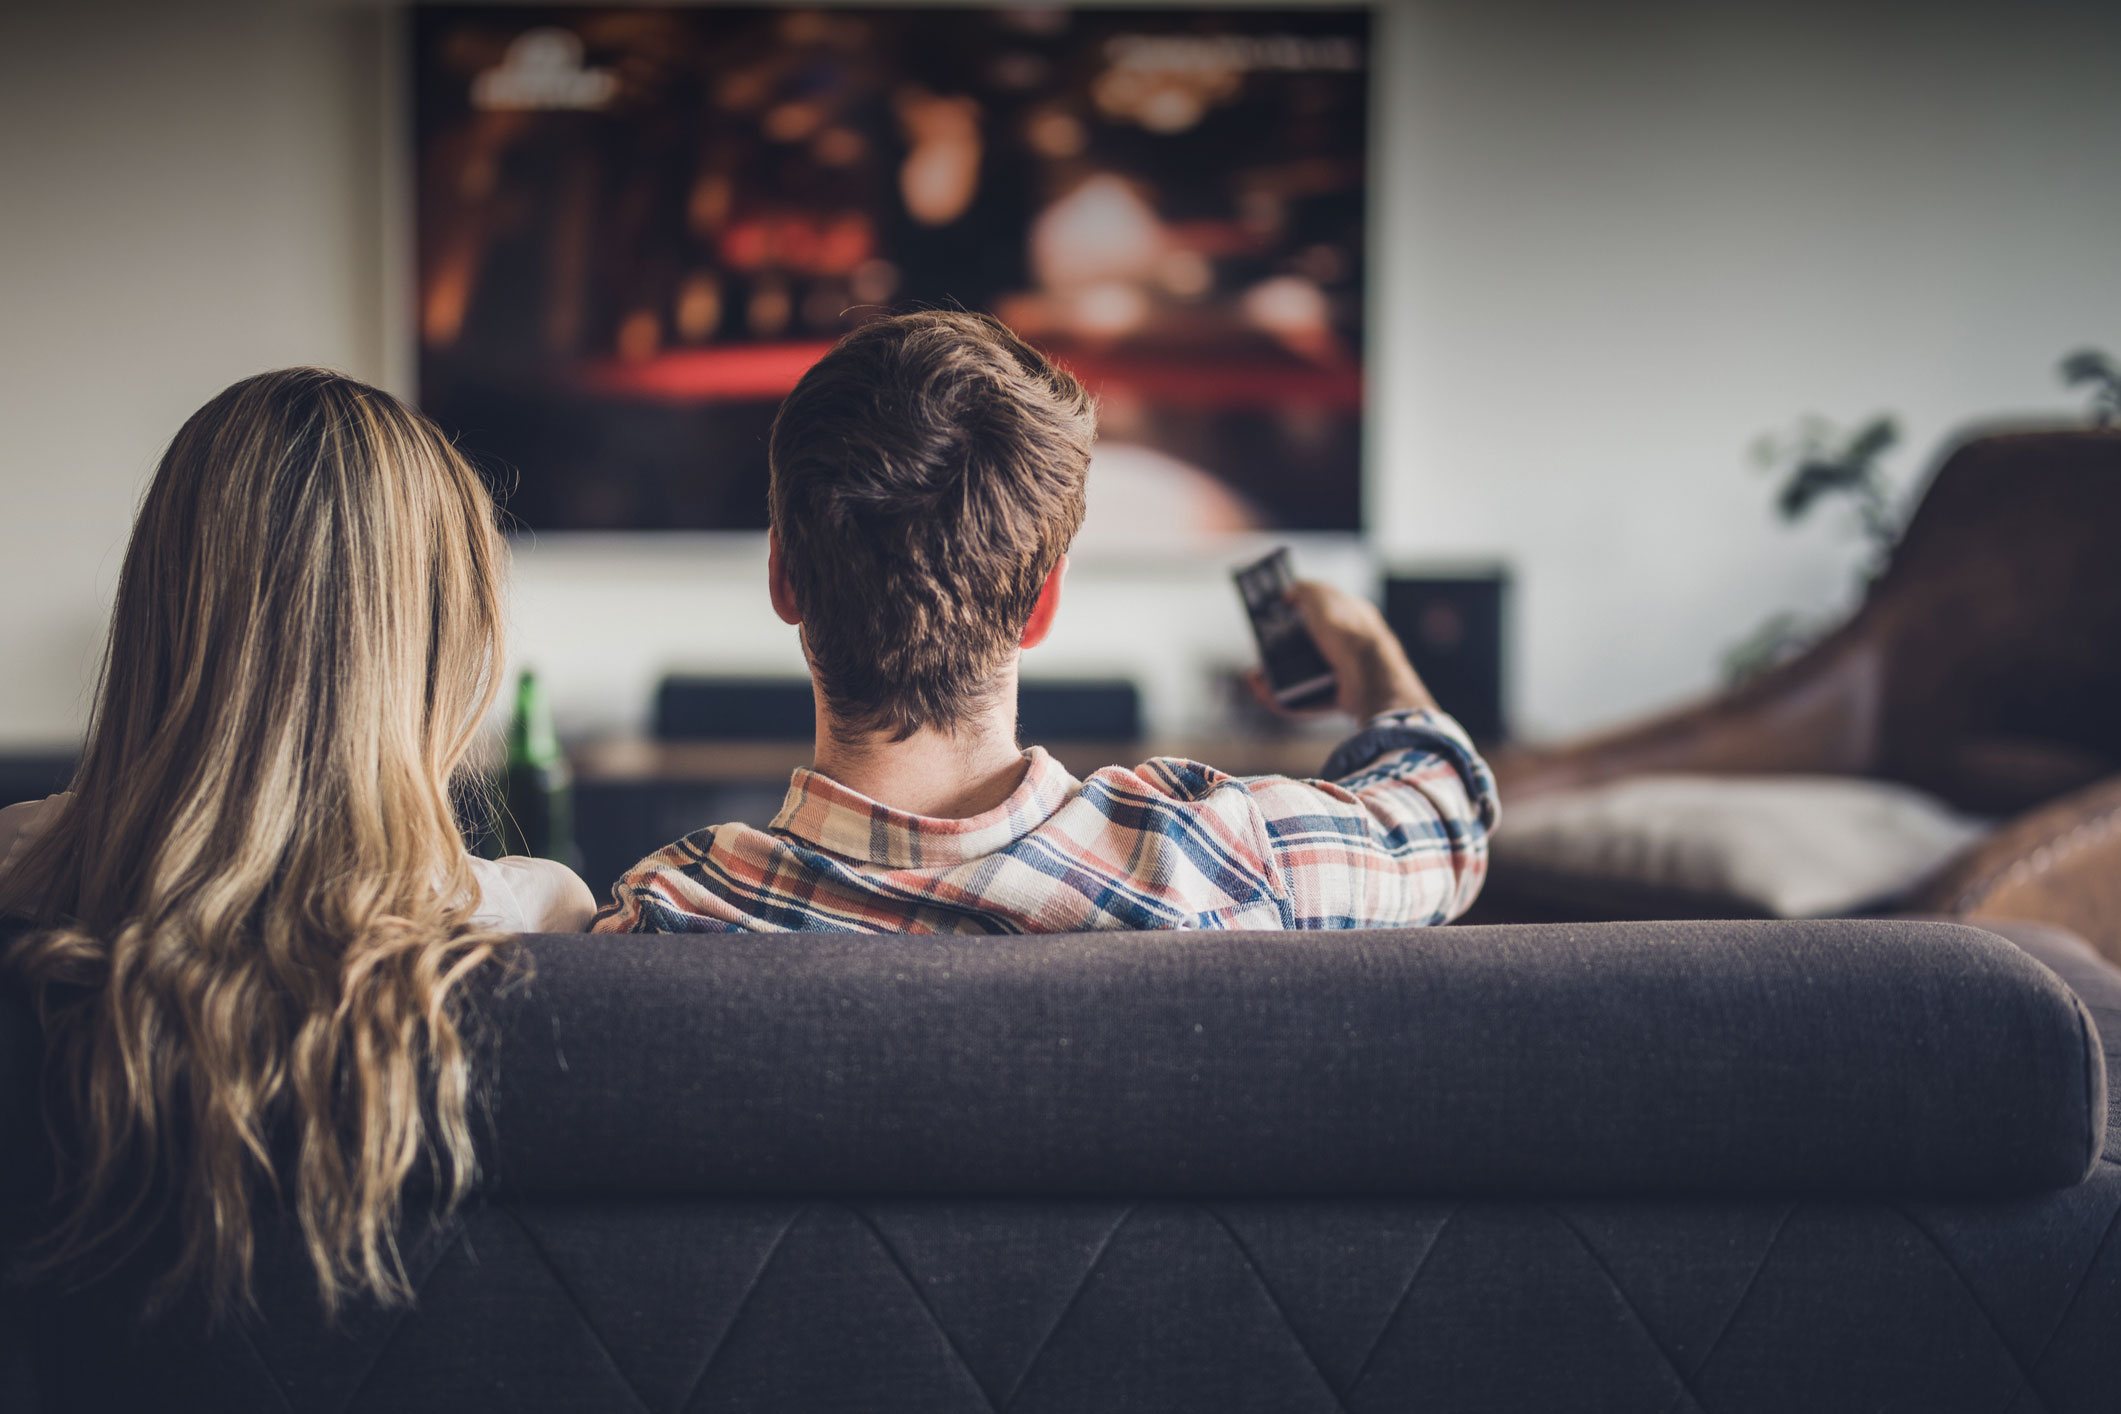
xmin=1493 ymin=774 xmax=1989 ymax=919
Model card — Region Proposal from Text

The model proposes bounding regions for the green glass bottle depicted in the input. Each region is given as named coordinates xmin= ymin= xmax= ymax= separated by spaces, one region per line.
xmin=498 ymin=669 xmax=579 ymax=868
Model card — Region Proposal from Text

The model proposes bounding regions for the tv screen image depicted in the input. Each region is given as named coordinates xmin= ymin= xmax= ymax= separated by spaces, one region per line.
xmin=414 ymin=6 xmax=1369 ymax=538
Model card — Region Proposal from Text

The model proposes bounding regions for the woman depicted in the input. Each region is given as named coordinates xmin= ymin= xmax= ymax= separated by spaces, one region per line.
xmin=0 ymin=368 xmax=593 ymax=1322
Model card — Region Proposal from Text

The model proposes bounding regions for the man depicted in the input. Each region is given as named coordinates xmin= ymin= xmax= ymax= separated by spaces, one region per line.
xmin=595 ymin=311 xmax=1497 ymax=933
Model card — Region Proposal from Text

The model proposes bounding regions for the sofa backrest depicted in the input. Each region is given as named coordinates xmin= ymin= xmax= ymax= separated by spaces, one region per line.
xmin=2 ymin=919 xmax=2106 ymax=1214
xmin=455 ymin=918 xmax=2107 ymax=1201
xmin=2 ymin=919 xmax=2105 ymax=1216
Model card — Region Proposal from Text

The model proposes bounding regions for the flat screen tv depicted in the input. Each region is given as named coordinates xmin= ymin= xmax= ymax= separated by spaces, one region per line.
xmin=413 ymin=6 xmax=1368 ymax=539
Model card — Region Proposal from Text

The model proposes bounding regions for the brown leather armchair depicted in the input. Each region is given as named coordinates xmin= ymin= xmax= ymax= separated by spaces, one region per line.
xmin=1480 ymin=429 xmax=2121 ymax=960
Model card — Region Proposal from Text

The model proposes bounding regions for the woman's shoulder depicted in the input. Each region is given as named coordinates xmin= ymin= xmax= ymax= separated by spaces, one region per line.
xmin=0 ymin=792 xmax=72 ymax=881
xmin=464 ymin=853 xmax=597 ymax=934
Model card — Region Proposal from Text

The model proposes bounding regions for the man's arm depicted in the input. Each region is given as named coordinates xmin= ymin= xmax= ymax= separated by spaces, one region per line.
xmin=590 ymin=835 xmax=710 ymax=933
xmin=590 ymin=878 xmax=649 ymax=932
xmin=593 ymin=830 xmax=770 ymax=933
xmin=1244 ymin=581 xmax=1498 ymax=927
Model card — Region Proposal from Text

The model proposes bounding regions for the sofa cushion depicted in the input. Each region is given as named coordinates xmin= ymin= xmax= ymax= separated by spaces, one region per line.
xmin=32 ymin=1171 xmax=2121 ymax=1414
xmin=1491 ymin=774 xmax=1988 ymax=919
xmin=457 ymin=920 xmax=2102 ymax=1201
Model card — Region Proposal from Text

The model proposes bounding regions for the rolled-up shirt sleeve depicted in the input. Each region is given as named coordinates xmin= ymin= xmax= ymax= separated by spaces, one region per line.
xmin=1243 ymin=707 xmax=1499 ymax=927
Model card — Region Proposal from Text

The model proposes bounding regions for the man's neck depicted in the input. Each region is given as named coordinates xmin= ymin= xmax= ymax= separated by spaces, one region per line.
xmin=810 ymin=681 xmax=1030 ymax=820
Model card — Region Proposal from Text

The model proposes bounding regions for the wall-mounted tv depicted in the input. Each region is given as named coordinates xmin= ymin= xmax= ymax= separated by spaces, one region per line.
xmin=413 ymin=6 xmax=1368 ymax=539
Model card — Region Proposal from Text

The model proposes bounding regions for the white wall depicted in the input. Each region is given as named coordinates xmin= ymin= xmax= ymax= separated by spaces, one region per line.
xmin=4 ymin=0 xmax=2118 ymax=749
xmin=0 ymin=0 xmax=385 ymax=746
xmin=1367 ymin=0 xmax=2121 ymax=734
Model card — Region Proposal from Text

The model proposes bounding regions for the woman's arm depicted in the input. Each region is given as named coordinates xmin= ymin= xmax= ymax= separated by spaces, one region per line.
xmin=465 ymin=854 xmax=597 ymax=933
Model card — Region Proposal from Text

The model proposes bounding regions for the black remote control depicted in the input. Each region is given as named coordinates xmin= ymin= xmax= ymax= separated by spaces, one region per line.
xmin=1233 ymin=548 xmax=1338 ymax=710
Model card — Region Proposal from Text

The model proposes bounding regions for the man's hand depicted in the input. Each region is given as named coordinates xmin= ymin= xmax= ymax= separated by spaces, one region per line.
xmin=1249 ymin=581 xmax=1436 ymax=721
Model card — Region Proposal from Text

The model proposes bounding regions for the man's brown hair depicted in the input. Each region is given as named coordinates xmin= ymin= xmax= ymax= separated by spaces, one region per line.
xmin=769 ymin=310 xmax=1095 ymax=738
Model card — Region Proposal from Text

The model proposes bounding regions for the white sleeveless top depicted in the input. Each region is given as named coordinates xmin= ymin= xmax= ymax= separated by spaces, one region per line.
xmin=0 ymin=793 xmax=596 ymax=934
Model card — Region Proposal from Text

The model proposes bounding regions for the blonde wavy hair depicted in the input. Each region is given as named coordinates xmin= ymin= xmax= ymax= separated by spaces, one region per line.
xmin=1 ymin=368 xmax=510 ymax=1321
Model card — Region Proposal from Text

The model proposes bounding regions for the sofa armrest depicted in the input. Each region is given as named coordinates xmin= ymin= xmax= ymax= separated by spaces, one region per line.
xmin=1968 ymin=918 xmax=2121 ymax=1169
xmin=1910 ymin=774 xmax=2121 ymax=965
xmin=1488 ymin=629 xmax=1883 ymax=801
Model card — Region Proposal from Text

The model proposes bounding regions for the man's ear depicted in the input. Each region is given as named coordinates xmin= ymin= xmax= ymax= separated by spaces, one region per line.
xmin=1019 ymin=554 xmax=1068 ymax=649
xmin=767 ymin=529 xmax=802 ymax=626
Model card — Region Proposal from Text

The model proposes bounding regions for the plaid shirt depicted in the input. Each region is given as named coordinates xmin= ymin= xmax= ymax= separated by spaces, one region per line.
xmin=592 ymin=707 xmax=1497 ymax=934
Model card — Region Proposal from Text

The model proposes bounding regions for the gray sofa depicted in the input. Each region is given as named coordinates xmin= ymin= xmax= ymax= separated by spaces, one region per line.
xmin=4 ymin=916 xmax=2118 ymax=1412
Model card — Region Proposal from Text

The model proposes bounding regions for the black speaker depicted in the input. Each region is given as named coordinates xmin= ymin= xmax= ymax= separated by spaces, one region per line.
xmin=1381 ymin=572 xmax=1508 ymax=742
xmin=655 ymin=677 xmax=817 ymax=740
xmin=1018 ymin=679 xmax=1142 ymax=741
xmin=0 ymin=751 xmax=76 ymax=810
xmin=654 ymin=675 xmax=1143 ymax=743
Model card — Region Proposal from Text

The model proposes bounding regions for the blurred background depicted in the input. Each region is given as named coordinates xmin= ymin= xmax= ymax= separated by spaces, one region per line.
xmin=2 ymin=0 xmax=2117 ymax=761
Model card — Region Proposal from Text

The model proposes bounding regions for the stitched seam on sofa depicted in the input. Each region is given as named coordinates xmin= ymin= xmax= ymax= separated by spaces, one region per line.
xmin=1547 ymin=1206 xmax=1706 ymax=1414
xmin=1345 ymin=1202 xmax=1458 ymax=1397
xmin=1200 ymin=1205 xmax=1354 ymax=1412
xmin=1662 ymin=1200 xmax=1796 ymax=1410
xmin=2015 ymin=1170 xmax=2121 ymax=1389
xmin=998 ymin=1203 xmax=1137 ymax=1409
xmin=674 ymin=1202 xmax=808 ymax=1414
xmin=846 ymin=1204 xmax=1003 ymax=1413
xmin=199 ymin=1262 xmax=297 ymax=1414
xmin=2076 ymin=994 xmax=2101 ymax=1178
xmin=336 ymin=1223 xmax=467 ymax=1414
xmin=498 ymin=1203 xmax=654 ymax=1414
xmin=1889 ymin=1205 xmax=2056 ymax=1414
xmin=231 ymin=1318 xmax=297 ymax=1414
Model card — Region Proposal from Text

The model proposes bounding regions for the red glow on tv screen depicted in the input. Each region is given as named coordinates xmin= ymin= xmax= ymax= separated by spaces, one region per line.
xmin=414 ymin=6 xmax=1369 ymax=538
